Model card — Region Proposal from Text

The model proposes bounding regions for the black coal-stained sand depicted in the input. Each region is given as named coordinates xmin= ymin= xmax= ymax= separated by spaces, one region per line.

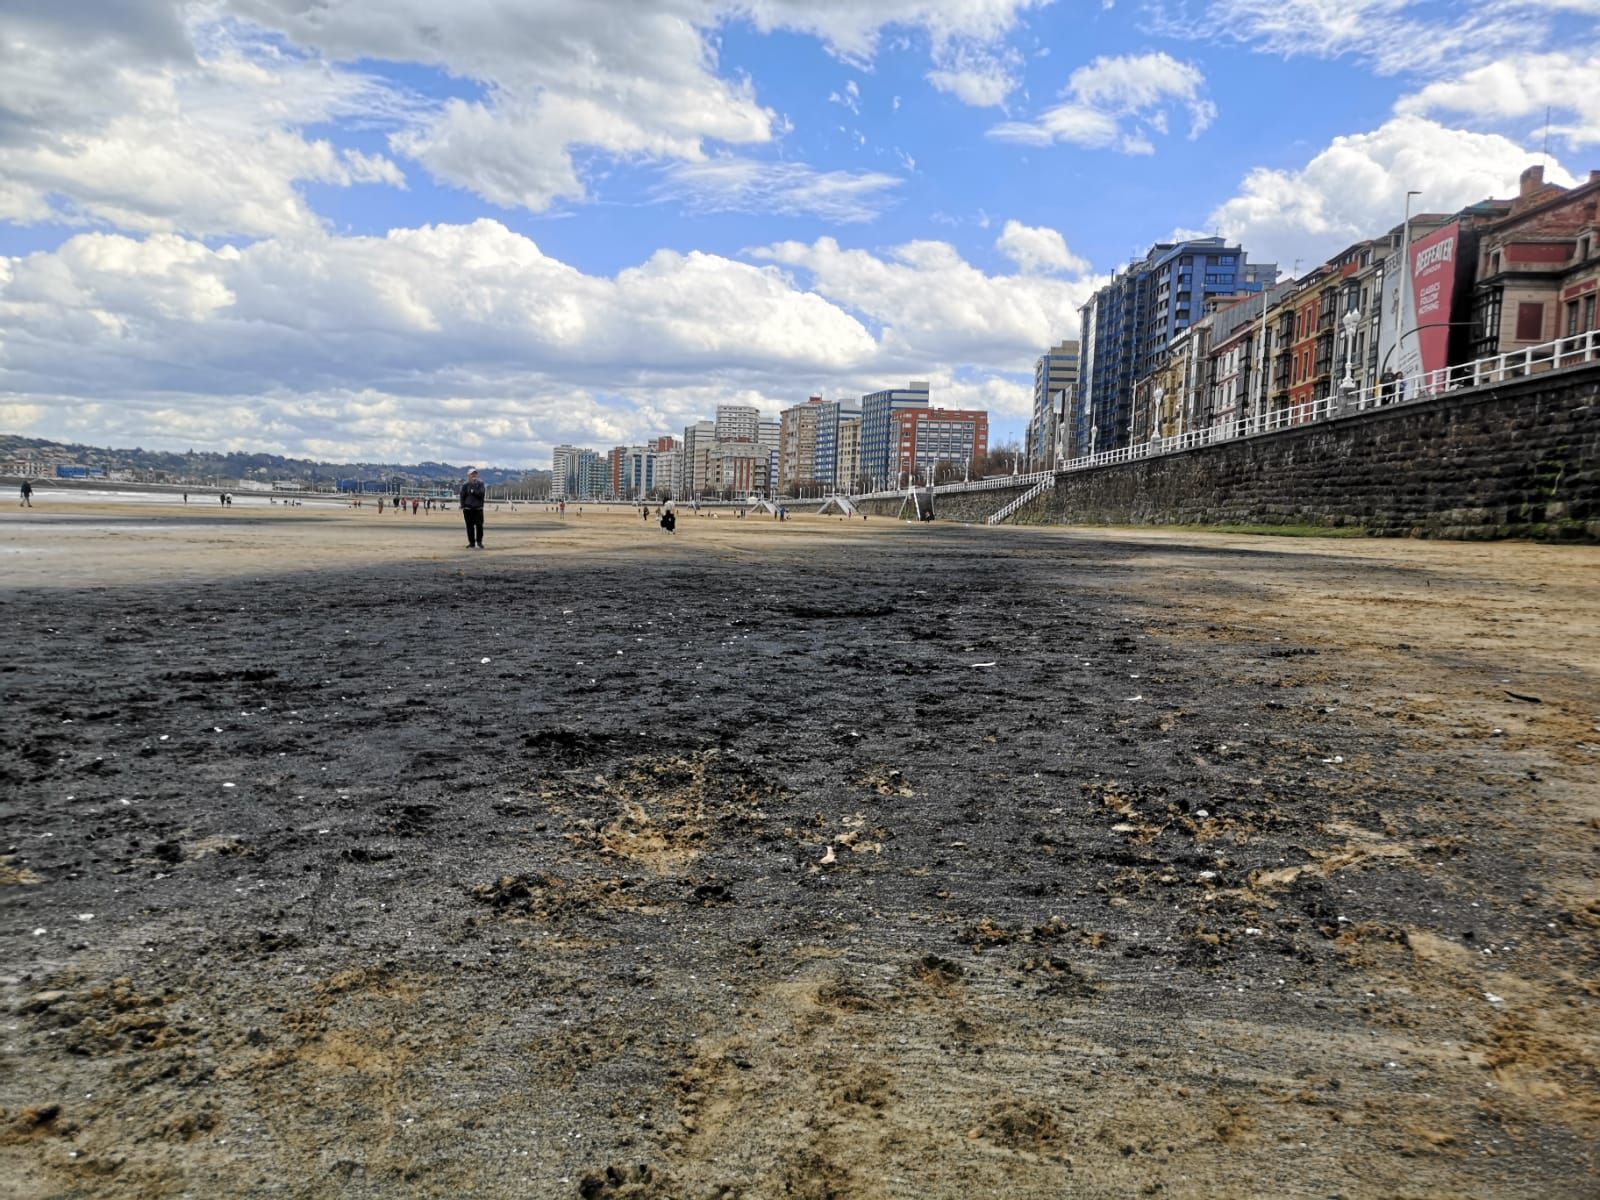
xmin=1 ymin=524 xmax=1596 ymax=1199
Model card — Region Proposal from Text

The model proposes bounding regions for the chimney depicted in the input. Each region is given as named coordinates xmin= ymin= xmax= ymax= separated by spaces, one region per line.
xmin=1520 ymin=165 xmax=1545 ymax=197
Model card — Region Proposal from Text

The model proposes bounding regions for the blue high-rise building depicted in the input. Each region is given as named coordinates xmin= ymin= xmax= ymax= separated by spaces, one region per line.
xmin=1076 ymin=239 xmax=1275 ymax=456
xmin=813 ymin=398 xmax=862 ymax=488
xmin=859 ymin=381 xmax=929 ymax=487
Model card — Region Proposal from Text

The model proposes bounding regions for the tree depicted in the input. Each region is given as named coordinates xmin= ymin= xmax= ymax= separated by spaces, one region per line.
xmin=971 ymin=441 xmax=1023 ymax=480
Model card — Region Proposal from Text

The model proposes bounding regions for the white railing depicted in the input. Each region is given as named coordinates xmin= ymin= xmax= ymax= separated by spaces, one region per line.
xmin=848 ymin=329 xmax=1599 ymax=503
xmin=986 ymin=476 xmax=1053 ymax=524
xmin=855 ymin=470 xmax=1051 ymax=501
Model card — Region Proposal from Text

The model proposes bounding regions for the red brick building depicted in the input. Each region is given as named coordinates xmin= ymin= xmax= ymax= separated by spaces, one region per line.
xmin=890 ymin=407 xmax=988 ymax=482
xmin=1285 ymin=267 xmax=1330 ymax=414
xmin=1472 ymin=166 xmax=1600 ymax=358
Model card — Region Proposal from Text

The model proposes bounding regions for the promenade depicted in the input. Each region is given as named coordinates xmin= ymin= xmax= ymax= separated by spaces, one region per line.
xmin=2 ymin=504 xmax=1596 ymax=1198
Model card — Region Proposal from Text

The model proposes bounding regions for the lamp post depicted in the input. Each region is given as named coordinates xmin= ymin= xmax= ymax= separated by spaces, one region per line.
xmin=1338 ymin=308 xmax=1361 ymax=411
xmin=1397 ymin=189 xmax=1422 ymax=397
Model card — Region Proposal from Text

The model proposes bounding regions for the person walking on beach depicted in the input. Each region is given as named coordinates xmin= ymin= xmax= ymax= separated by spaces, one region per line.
xmin=19 ymin=480 xmax=32 ymax=507
xmin=461 ymin=468 xmax=486 ymax=549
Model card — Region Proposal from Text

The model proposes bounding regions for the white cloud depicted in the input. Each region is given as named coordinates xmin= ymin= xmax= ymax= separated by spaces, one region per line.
xmin=1 ymin=2 xmax=1055 ymax=232
xmin=1396 ymin=51 xmax=1600 ymax=149
xmin=1160 ymin=0 xmax=1583 ymax=76
xmin=1 ymin=219 xmax=1087 ymax=461
xmin=735 ymin=0 xmax=1051 ymax=65
xmin=0 ymin=12 xmax=409 ymax=238
xmin=656 ymin=159 xmax=903 ymax=222
xmin=366 ymin=5 xmax=776 ymax=213
xmin=749 ymin=235 xmax=1096 ymax=365
xmin=935 ymin=372 xmax=1035 ymax=419
xmin=1203 ymin=115 xmax=1578 ymax=267
xmin=926 ymin=44 xmax=1025 ymax=106
xmin=990 ymin=52 xmax=1214 ymax=153
xmin=224 ymin=0 xmax=1052 ymax=214
xmin=995 ymin=220 xmax=1090 ymax=274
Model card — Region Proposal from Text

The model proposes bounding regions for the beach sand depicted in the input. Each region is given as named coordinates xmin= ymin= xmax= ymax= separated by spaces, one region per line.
xmin=2 ymin=503 xmax=1596 ymax=1198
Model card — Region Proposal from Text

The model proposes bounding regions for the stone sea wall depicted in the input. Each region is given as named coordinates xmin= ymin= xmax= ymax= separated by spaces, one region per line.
xmin=997 ymin=368 xmax=1600 ymax=541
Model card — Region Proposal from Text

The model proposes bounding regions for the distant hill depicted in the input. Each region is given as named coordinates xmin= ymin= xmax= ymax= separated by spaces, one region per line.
xmin=0 ymin=434 xmax=549 ymax=489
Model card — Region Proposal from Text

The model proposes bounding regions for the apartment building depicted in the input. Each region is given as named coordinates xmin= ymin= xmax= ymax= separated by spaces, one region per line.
xmin=778 ymin=396 xmax=825 ymax=496
xmin=859 ymin=381 xmax=930 ymax=485
xmin=813 ymin=398 xmax=862 ymax=490
xmin=715 ymin=404 xmax=761 ymax=444
xmin=890 ymin=407 xmax=988 ymax=482
xmin=1471 ymin=166 xmax=1600 ymax=358
xmin=1077 ymin=239 xmax=1274 ymax=454
xmin=1027 ymin=341 xmax=1079 ymax=469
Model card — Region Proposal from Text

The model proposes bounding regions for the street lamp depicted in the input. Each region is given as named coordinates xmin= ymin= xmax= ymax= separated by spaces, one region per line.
xmin=1396 ymin=189 xmax=1422 ymax=396
xmin=1338 ymin=308 xmax=1361 ymax=409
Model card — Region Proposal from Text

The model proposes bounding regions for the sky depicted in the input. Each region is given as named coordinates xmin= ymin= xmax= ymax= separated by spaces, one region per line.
xmin=1 ymin=1 xmax=1595 ymax=468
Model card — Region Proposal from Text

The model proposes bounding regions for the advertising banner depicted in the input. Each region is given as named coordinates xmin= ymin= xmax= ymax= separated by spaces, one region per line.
xmin=1377 ymin=251 xmax=1403 ymax=383
xmin=1407 ymin=221 xmax=1461 ymax=378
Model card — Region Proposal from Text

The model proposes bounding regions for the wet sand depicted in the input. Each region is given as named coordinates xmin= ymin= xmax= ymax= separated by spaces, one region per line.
xmin=1 ymin=504 xmax=1596 ymax=1198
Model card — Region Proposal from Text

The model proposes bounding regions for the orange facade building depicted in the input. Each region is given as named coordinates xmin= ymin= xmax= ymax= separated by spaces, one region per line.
xmin=890 ymin=407 xmax=989 ymax=481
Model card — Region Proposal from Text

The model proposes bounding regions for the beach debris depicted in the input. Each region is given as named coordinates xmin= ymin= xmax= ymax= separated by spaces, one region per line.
xmin=1503 ymin=690 xmax=1542 ymax=704
xmin=970 ymin=661 xmax=997 ymax=668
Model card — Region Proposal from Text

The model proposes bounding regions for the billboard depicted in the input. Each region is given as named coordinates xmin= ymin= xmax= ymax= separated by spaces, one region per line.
xmin=1396 ymin=221 xmax=1461 ymax=384
xmin=1377 ymin=251 xmax=1402 ymax=382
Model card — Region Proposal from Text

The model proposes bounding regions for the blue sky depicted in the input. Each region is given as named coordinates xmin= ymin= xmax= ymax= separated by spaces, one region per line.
xmin=1 ymin=1 xmax=1595 ymax=466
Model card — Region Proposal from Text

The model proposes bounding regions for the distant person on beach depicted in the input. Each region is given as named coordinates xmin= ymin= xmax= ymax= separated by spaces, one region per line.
xmin=182 ymin=491 xmax=188 ymax=503
xmin=19 ymin=480 xmax=32 ymax=507
xmin=378 ymin=496 xmax=384 ymax=513
xmin=461 ymin=468 xmax=486 ymax=549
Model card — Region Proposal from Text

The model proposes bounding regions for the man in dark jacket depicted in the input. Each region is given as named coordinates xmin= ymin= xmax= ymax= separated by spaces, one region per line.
xmin=460 ymin=468 xmax=486 ymax=548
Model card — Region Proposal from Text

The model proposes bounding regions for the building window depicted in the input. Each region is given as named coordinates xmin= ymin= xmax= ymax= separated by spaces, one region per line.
xmin=1568 ymin=300 xmax=1581 ymax=337
xmin=1585 ymin=295 xmax=1597 ymax=331
xmin=1579 ymin=236 xmax=1591 ymax=262
xmin=1489 ymin=251 xmax=1502 ymax=275
xmin=1515 ymin=301 xmax=1544 ymax=341
xmin=1474 ymin=288 xmax=1503 ymax=354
